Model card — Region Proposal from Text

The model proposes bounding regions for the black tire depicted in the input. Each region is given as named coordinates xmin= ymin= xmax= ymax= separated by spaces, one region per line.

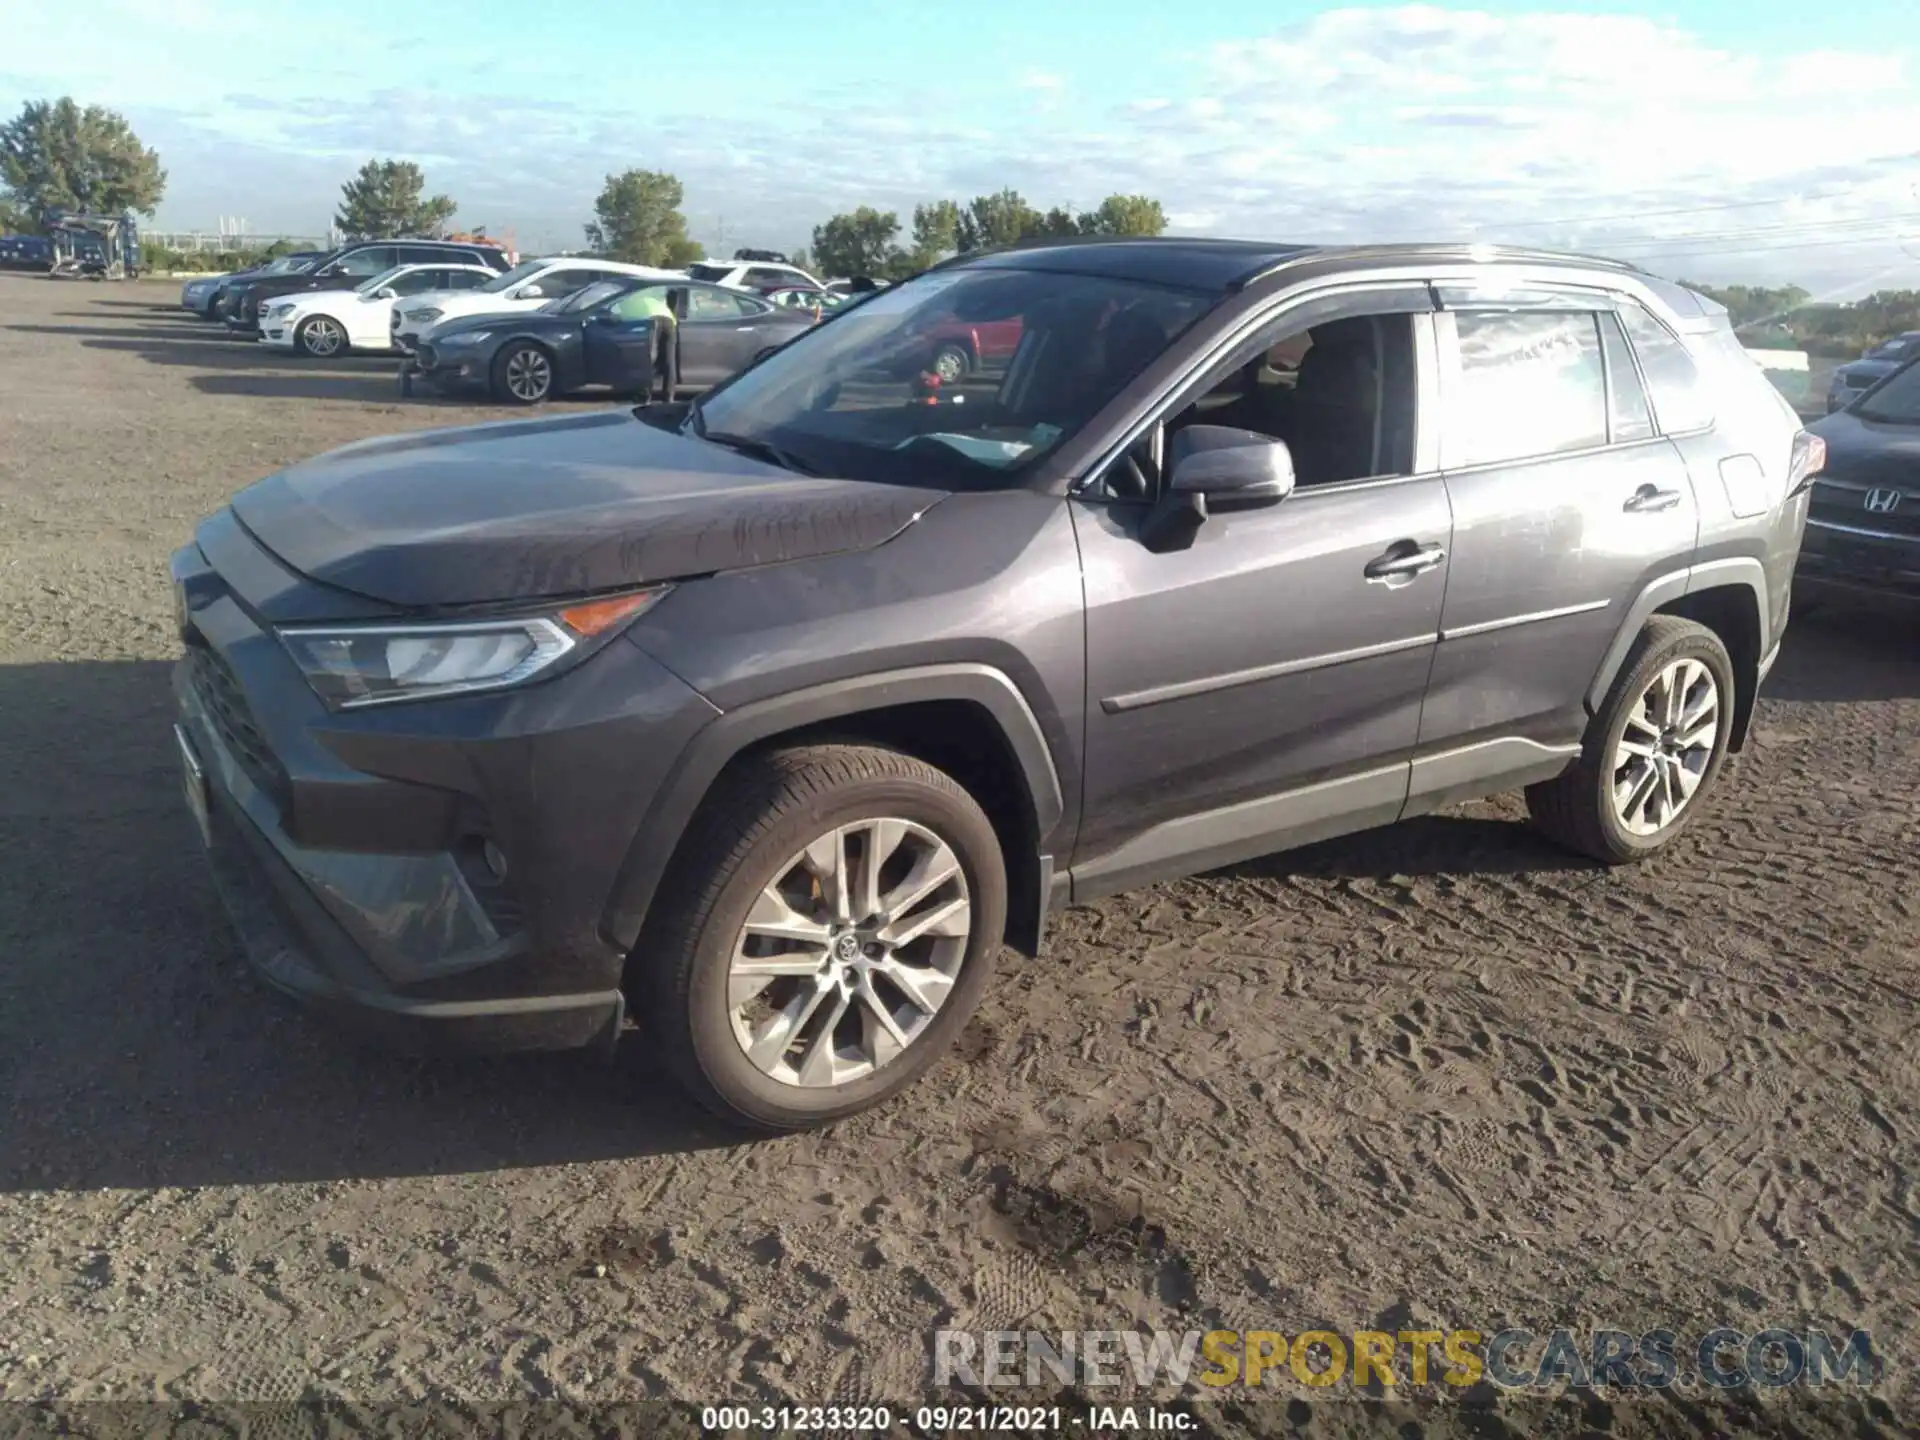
xmin=1527 ymin=616 xmax=1736 ymax=864
xmin=294 ymin=314 xmax=346 ymax=358
xmin=930 ymin=342 xmax=972 ymax=382
xmin=636 ymin=743 xmax=1007 ymax=1132
xmin=491 ymin=341 xmax=555 ymax=404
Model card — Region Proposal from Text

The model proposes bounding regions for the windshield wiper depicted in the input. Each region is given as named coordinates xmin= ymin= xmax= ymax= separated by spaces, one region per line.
xmin=700 ymin=430 xmax=818 ymax=476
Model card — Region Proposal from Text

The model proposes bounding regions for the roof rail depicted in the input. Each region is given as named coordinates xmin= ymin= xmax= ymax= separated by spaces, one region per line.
xmin=1234 ymin=241 xmax=1652 ymax=290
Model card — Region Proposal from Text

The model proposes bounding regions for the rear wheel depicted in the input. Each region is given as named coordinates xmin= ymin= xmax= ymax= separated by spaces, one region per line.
xmin=493 ymin=342 xmax=554 ymax=404
xmin=295 ymin=314 xmax=346 ymax=358
xmin=636 ymin=744 xmax=1006 ymax=1131
xmin=1528 ymin=617 xmax=1735 ymax=863
xmin=930 ymin=342 xmax=971 ymax=382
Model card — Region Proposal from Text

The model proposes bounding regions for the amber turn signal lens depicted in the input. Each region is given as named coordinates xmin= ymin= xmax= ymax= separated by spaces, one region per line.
xmin=557 ymin=589 xmax=666 ymax=637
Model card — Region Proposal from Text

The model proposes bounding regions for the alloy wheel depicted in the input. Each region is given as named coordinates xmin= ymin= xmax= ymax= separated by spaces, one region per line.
xmin=302 ymin=317 xmax=344 ymax=357
xmin=931 ymin=346 xmax=968 ymax=383
xmin=1612 ymin=658 xmax=1719 ymax=836
xmin=504 ymin=347 xmax=552 ymax=401
xmin=727 ymin=818 xmax=972 ymax=1089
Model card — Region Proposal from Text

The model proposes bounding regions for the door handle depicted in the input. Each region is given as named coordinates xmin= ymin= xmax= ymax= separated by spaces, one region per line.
xmin=1364 ymin=542 xmax=1447 ymax=582
xmin=1623 ymin=484 xmax=1683 ymax=513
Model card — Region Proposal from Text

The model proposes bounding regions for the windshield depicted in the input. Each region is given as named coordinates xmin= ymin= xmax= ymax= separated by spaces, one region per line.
xmin=479 ymin=259 xmax=548 ymax=293
xmin=687 ymin=263 xmax=734 ymax=283
xmin=1868 ymin=337 xmax=1916 ymax=360
xmin=354 ymin=264 xmax=410 ymax=294
xmin=690 ymin=266 xmax=1211 ymax=487
xmin=260 ymin=255 xmax=310 ymax=275
xmin=1851 ymin=358 xmax=1920 ymax=424
xmin=545 ymin=280 xmax=629 ymax=314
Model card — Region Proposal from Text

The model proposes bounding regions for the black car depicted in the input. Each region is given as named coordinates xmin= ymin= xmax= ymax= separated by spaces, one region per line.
xmin=190 ymin=252 xmax=327 ymax=318
xmin=226 ymin=240 xmax=511 ymax=332
xmin=1802 ymin=355 xmax=1920 ymax=607
xmin=412 ymin=277 xmax=815 ymax=404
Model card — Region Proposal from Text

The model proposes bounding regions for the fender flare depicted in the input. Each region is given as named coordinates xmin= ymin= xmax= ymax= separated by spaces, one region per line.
xmin=1586 ymin=557 xmax=1769 ymax=713
xmin=598 ymin=663 xmax=1066 ymax=955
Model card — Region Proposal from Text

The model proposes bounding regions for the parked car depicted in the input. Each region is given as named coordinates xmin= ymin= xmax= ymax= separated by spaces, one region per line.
xmin=169 ymin=239 xmax=1813 ymax=1131
xmin=1827 ymin=331 xmax=1920 ymax=412
xmin=766 ymin=286 xmax=848 ymax=318
xmin=256 ymin=262 xmax=500 ymax=356
xmin=390 ymin=256 xmax=682 ymax=357
xmin=225 ymin=240 xmax=512 ymax=333
xmin=410 ymin=277 xmax=814 ymax=403
xmin=0 ymin=234 xmax=54 ymax=270
xmin=688 ymin=259 xmax=824 ymax=294
xmin=913 ymin=310 xmax=1025 ymax=382
xmin=183 ymin=252 xmax=326 ymax=317
xmin=1801 ymin=355 xmax=1920 ymax=607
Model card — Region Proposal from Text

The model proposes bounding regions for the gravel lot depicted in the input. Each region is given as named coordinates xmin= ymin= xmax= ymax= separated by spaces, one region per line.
xmin=1 ymin=278 xmax=1916 ymax=1434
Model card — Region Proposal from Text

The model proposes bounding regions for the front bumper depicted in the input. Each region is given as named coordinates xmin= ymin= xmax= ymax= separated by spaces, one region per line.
xmin=258 ymin=317 xmax=298 ymax=348
xmin=1794 ymin=519 xmax=1920 ymax=607
xmin=170 ymin=530 xmax=719 ymax=1054
xmin=402 ymin=342 xmax=491 ymax=396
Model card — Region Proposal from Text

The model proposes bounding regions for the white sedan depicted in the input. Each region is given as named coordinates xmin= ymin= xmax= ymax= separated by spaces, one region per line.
xmin=259 ymin=262 xmax=499 ymax=356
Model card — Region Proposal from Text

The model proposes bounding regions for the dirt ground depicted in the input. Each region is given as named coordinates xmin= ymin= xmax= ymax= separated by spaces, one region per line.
xmin=1 ymin=277 xmax=1916 ymax=1436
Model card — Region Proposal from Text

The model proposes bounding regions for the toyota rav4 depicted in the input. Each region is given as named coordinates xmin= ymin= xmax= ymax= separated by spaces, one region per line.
xmin=170 ymin=239 xmax=1817 ymax=1131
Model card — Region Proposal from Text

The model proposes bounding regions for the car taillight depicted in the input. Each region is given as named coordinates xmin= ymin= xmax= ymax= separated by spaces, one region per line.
xmin=1788 ymin=430 xmax=1826 ymax=492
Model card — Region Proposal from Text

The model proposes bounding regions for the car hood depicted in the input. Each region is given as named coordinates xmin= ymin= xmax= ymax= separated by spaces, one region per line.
xmin=426 ymin=307 xmax=556 ymax=339
xmin=1837 ymin=359 xmax=1901 ymax=382
xmin=276 ymin=287 xmax=361 ymax=308
xmin=227 ymin=409 xmax=946 ymax=608
xmin=1808 ymin=408 xmax=1920 ymax=484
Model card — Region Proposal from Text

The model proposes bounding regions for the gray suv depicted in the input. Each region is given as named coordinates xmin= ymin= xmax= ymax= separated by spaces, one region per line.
xmin=169 ymin=239 xmax=1817 ymax=1130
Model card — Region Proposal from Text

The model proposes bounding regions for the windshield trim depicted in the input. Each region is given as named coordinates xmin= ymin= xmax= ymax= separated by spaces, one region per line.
xmin=1846 ymin=355 xmax=1920 ymax=424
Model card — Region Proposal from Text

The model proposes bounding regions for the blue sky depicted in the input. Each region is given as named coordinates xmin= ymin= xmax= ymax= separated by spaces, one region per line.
xmin=4 ymin=1 xmax=1919 ymax=294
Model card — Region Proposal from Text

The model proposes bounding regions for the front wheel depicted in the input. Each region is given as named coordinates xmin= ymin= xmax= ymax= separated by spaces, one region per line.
xmin=1527 ymin=616 xmax=1736 ymax=863
xmin=636 ymin=744 xmax=1007 ymax=1131
xmin=295 ymin=314 xmax=346 ymax=358
xmin=930 ymin=342 xmax=971 ymax=382
xmin=492 ymin=341 xmax=554 ymax=404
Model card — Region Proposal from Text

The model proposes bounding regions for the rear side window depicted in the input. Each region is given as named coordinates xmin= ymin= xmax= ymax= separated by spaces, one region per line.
xmin=1620 ymin=304 xmax=1713 ymax=432
xmin=1598 ymin=312 xmax=1655 ymax=443
xmin=1451 ymin=311 xmax=1607 ymax=466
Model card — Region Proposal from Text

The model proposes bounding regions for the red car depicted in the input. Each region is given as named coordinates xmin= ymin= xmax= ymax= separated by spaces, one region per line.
xmin=917 ymin=313 xmax=1025 ymax=381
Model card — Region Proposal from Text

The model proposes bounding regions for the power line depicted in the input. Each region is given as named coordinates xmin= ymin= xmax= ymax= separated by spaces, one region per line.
xmin=1601 ymin=231 xmax=1920 ymax=261
xmin=1484 ymin=182 xmax=1891 ymax=231
xmin=1579 ymin=211 xmax=1920 ymax=250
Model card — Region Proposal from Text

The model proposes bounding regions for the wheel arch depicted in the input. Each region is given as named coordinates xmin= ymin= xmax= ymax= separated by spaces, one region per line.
xmin=1588 ymin=559 xmax=1767 ymax=754
xmin=603 ymin=665 xmax=1066 ymax=978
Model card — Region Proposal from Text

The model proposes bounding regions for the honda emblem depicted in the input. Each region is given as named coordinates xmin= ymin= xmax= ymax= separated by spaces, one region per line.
xmin=1863 ymin=488 xmax=1902 ymax=514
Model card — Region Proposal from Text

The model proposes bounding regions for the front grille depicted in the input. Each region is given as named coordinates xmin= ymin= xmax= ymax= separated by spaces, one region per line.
xmin=186 ymin=642 xmax=288 ymax=806
xmin=1810 ymin=483 xmax=1920 ymax=539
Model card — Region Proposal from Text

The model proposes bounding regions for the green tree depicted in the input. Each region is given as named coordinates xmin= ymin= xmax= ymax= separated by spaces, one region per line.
xmin=956 ymin=188 xmax=1042 ymax=252
xmin=1033 ymin=205 xmax=1081 ymax=239
xmin=1079 ymin=193 xmax=1167 ymax=237
xmin=811 ymin=206 xmax=902 ymax=278
xmin=0 ymin=98 xmax=165 ymax=225
xmin=335 ymin=159 xmax=456 ymax=239
xmin=907 ymin=199 xmax=962 ymax=269
xmin=583 ymin=168 xmax=702 ymax=266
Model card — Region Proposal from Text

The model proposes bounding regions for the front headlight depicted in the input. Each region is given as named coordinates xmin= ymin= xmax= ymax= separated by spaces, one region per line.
xmin=439 ymin=330 xmax=490 ymax=346
xmin=410 ymin=306 xmax=443 ymax=324
xmin=277 ymin=589 xmax=669 ymax=709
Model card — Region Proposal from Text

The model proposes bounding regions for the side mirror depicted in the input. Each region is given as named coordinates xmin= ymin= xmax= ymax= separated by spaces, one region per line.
xmin=1141 ymin=425 xmax=1295 ymax=553
xmin=1168 ymin=424 xmax=1296 ymax=503
xmin=373 ymin=286 xmax=397 ymax=299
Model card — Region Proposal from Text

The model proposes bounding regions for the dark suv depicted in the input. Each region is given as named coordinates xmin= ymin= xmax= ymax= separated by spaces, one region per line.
xmin=170 ymin=239 xmax=1815 ymax=1130
xmin=224 ymin=239 xmax=511 ymax=332
xmin=1802 ymin=354 xmax=1920 ymax=607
